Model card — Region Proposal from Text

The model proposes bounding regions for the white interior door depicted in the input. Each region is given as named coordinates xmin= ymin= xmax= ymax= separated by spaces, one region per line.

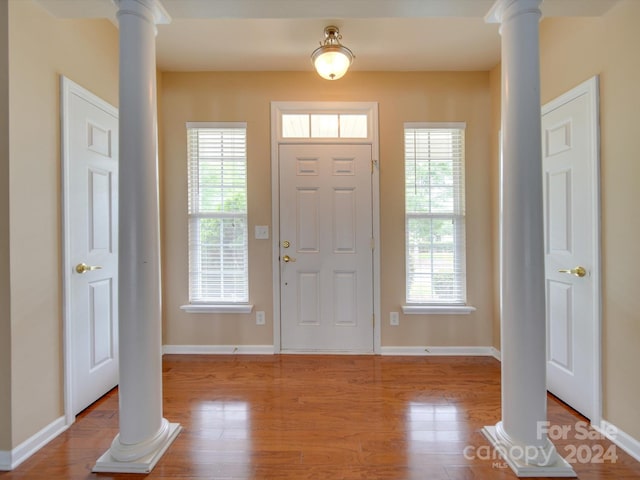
xmin=542 ymin=78 xmax=600 ymax=419
xmin=279 ymin=144 xmax=374 ymax=352
xmin=63 ymin=78 xmax=119 ymax=416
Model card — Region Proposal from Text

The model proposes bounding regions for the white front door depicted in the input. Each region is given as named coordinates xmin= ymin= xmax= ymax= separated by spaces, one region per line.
xmin=279 ymin=144 xmax=374 ymax=352
xmin=63 ymin=78 xmax=119 ymax=416
xmin=542 ymin=77 xmax=600 ymax=419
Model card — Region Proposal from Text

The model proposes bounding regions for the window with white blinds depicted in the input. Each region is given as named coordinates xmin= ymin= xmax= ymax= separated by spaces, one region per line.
xmin=405 ymin=123 xmax=466 ymax=304
xmin=187 ymin=123 xmax=248 ymax=303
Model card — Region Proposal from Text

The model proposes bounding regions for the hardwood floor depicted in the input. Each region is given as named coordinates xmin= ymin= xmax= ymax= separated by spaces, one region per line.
xmin=2 ymin=355 xmax=639 ymax=479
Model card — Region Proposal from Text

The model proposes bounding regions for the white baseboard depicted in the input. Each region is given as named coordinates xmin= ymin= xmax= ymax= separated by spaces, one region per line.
xmin=599 ymin=419 xmax=640 ymax=463
xmin=0 ymin=450 xmax=10 ymax=471
xmin=163 ymin=345 xmax=501 ymax=358
xmin=0 ymin=416 xmax=67 ymax=471
xmin=380 ymin=346 xmax=498 ymax=356
xmin=162 ymin=345 xmax=274 ymax=355
xmin=490 ymin=346 xmax=501 ymax=361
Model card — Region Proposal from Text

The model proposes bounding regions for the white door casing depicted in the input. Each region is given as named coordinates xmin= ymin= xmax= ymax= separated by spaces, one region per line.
xmin=542 ymin=76 xmax=600 ymax=421
xmin=62 ymin=77 xmax=119 ymax=420
xmin=270 ymin=101 xmax=381 ymax=353
xmin=279 ymin=144 xmax=374 ymax=352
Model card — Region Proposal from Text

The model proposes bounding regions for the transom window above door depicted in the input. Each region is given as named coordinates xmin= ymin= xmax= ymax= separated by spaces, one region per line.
xmin=272 ymin=102 xmax=376 ymax=144
xmin=281 ymin=113 xmax=368 ymax=139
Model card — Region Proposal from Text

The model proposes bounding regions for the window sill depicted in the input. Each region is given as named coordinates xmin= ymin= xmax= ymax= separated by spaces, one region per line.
xmin=180 ymin=304 xmax=254 ymax=314
xmin=402 ymin=305 xmax=476 ymax=315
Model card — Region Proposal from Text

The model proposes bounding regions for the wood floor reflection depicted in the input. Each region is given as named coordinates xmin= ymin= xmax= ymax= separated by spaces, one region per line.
xmin=2 ymin=355 xmax=639 ymax=479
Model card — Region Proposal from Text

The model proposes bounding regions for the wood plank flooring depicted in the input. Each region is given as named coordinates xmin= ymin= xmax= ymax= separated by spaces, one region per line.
xmin=2 ymin=355 xmax=639 ymax=479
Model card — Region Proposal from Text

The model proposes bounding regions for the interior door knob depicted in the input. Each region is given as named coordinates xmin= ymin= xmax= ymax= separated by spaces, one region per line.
xmin=558 ymin=266 xmax=586 ymax=278
xmin=75 ymin=263 xmax=103 ymax=274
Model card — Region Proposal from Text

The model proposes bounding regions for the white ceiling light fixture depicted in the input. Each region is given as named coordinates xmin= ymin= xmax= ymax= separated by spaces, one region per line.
xmin=311 ymin=26 xmax=354 ymax=80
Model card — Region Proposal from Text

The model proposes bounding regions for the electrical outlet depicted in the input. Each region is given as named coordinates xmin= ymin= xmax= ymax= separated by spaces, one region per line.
xmin=256 ymin=311 xmax=266 ymax=325
xmin=390 ymin=311 xmax=399 ymax=326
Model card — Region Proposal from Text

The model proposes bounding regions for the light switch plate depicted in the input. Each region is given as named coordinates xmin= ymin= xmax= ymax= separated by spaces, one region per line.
xmin=255 ymin=225 xmax=269 ymax=240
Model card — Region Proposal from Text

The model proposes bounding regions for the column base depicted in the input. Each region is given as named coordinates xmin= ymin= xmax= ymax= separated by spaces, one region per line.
xmin=482 ymin=425 xmax=576 ymax=477
xmin=93 ymin=422 xmax=181 ymax=473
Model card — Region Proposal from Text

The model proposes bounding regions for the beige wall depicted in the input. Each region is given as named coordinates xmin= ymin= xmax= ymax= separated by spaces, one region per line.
xmin=539 ymin=1 xmax=640 ymax=440
xmin=0 ymin=0 xmax=11 ymax=452
xmin=2 ymin=0 xmax=637 ymax=461
xmin=160 ymin=71 xmax=494 ymax=348
xmin=2 ymin=0 xmax=637 ymax=462
xmin=7 ymin=0 xmax=118 ymax=446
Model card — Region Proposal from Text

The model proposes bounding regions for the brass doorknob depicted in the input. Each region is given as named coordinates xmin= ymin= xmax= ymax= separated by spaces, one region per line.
xmin=75 ymin=263 xmax=103 ymax=274
xmin=558 ymin=266 xmax=587 ymax=278
xmin=282 ymin=255 xmax=296 ymax=263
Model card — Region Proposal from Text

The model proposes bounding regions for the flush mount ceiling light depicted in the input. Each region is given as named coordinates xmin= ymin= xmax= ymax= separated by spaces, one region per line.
xmin=311 ymin=26 xmax=354 ymax=81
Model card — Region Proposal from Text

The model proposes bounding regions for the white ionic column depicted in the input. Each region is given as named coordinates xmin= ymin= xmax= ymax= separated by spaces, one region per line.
xmin=93 ymin=0 xmax=180 ymax=473
xmin=483 ymin=0 xmax=574 ymax=476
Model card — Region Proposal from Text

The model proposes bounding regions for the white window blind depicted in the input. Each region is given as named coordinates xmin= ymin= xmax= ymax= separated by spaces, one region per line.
xmin=187 ymin=123 xmax=248 ymax=303
xmin=405 ymin=123 xmax=466 ymax=304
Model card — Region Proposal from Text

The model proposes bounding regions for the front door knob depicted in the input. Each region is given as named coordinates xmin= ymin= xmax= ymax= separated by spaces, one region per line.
xmin=282 ymin=255 xmax=296 ymax=263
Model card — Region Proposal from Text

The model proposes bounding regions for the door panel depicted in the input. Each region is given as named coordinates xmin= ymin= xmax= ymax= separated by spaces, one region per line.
xmin=89 ymin=279 xmax=114 ymax=368
xmin=333 ymin=271 xmax=357 ymax=326
xmin=297 ymin=188 xmax=320 ymax=251
xmin=333 ymin=188 xmax=356 ymax=252
xmin=66 ymin=82 xmax=119 ymax=416
xmin=547 ymin=169 xmax=571 ymax=253
xmin=543 ymin=83 xmax=598 ymax=419
xmin=88 ymin=169 xmax=113 ymax=252
xmin=547 ymin=280 xmax=572 ymax=371
xmin=279 ymin=144 xmax=373 ymax=352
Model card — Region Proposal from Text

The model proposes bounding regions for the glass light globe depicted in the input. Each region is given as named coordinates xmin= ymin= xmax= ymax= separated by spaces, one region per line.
xmin=312 ymin=45 xmax=353 ymax=80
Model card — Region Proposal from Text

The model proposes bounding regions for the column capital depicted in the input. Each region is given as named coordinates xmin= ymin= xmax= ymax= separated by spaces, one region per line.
xmin=485 ymin=0 xmax=541 ymax=24
xmin=113 ymin=0 xmax=171 ymax=25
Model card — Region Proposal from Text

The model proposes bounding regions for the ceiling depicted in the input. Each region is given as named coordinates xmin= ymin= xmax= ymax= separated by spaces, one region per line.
xmin=36 ymin=0 xmax=620 ymax=72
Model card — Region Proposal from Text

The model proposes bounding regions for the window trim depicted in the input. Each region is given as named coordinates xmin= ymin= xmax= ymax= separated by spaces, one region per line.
xmin=403 ymin=122 xmax=474 ymax=312
xmin=180 ymin=304 xmax=254 ymax=314
xmin=184 ymin=122 xmax=249 ymax=310
xmin=402 ymin=305 xmax=476 ymax=315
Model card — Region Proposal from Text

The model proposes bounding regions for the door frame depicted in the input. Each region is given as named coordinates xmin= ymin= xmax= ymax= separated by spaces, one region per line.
xmin=542 ymin=76 xmax=601 ymax=425
xmin=60 ymin=76 xmax=119 ymax=425
xmin=270 ymin=101 xmax=381 ymax=353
